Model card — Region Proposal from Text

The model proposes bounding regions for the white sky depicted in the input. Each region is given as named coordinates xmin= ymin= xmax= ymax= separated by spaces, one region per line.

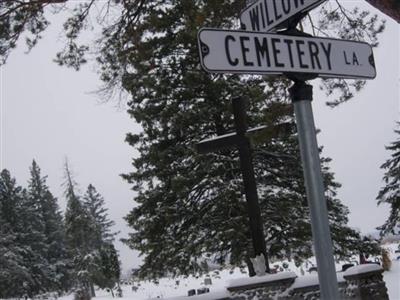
xmin=0 ymin=1 xmax=399 ymax=273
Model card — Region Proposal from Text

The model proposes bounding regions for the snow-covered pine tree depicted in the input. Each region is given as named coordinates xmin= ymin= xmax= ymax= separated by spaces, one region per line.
xmin=0 ymin=169 xmax=52 ymax=297
xmin=0 ymin=169 xmax=31 ymax=298
xmin=83 ymin=184 xmax=117 ymax=247
xmin=377 ymin=124 xmax=400 ymax=236
xmin=95 ymin=243 xmax=121 ymax=295
xmin=118 ymin=2 xmax=383 ymax=278
xmin=18 ymin=187 xmax=51 ymax=296
xmin=63 ymin=162 xmax=96 ymax=297
xmin=82 ymin=184 xmax=120 ymax=290
xmin=27 ymin=160 xmax=70 ymax=292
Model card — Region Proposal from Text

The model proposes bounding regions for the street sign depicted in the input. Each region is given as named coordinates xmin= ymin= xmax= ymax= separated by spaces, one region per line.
xmin=198 ymin=28 xmax=376 ymax=79
xmin=240 ymin=0 xmax=326 ymax=32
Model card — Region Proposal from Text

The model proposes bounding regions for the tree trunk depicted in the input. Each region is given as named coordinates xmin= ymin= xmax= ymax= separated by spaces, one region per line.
xmin=364 ymin=0 xmax=400 ymax=23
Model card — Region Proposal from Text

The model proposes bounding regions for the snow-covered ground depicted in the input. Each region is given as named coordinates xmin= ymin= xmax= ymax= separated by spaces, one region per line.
xmin=383 ymin=243 xmax=400 ymax=300
xmin=384 ymin=259 xmax=400 ymax=300
xmin=59 ymin=243 xmax=399 ymax=300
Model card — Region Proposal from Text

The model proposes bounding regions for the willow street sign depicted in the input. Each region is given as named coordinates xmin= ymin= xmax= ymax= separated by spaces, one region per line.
xmin=198 ymin=28 xmax=376 ymax=79
xmin=240 ymin=0 xmax=326 ymax=32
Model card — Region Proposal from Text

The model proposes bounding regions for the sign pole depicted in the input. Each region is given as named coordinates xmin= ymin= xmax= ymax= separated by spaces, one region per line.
xmin=232 ymin=97 xmax=269 ymax=274
xmin=289 ymin=81 xmax=339 ymax=300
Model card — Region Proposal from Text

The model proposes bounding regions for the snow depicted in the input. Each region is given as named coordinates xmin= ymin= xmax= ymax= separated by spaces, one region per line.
xmin=228 ymin=272 xmax=297 ymax=288
xmin=199 ymin=132 xmax=236 ymax=143
xmin=384 ymin=260 xmax=400 ymax=300
xmin=343 ymin=264 xmax=382 ymax=277
xmin=199 ymin=125 xmax=268 ymax=144
xmin=288 ymin=272 xmax=346 ymax=290
xmin=165 ymin=291 xmax=230 ymax=300
xmin=382 ymin=243 xmax=400 ymax=300
xmin=52 ymin=243 xmax=400 ymax=300
xmin=250 ymin=254 xmax=267 ymax=276
xmin=288 ymin=273 xmax=318 ymax=289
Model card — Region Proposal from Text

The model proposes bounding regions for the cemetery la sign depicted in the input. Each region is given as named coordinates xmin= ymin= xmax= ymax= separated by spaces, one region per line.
xmin=240 ymin=0 xmax=327 ymax=32
xmin=198 ymin=28 xmax=376 ymax=79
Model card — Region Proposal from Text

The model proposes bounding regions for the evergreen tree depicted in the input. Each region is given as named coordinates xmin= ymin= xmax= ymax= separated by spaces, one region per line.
xmin=1 ymin=164 xmax=119 ymax=296
xmin=27 ymin=160 xmax=70 ymax=292
xmin=0 ymin=1 xmax=385 ymax=107
xmin=95 ymin=243 xmax=121 ymax=295
xmin=64 ymin=164 xmax=120 ymax=297
xmin=82 ymin=184 xmax=120 ymax=291
xmin=0 ymin=169 xmax=58 ymax=297
xmin=63 ymin=162 xmax=95 ymax=296
xmin=377 ymin=124 xmax=400 ymax=235
xmin=117 ymin=2 xmax=379 ymax=278
xmin=83 ymin=184 xmax=117 ymax=247
xmin=18 ymin=188 xmax=51 ymax=296
xmin=0 ymin=169 xmax=31 ymax=298
xmin=0 ymin=0 xmax=389 ymax=70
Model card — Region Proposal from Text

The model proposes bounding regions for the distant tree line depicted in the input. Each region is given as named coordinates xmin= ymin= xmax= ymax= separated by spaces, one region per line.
xmin=0 ymin=161 xmax=120 ymax=298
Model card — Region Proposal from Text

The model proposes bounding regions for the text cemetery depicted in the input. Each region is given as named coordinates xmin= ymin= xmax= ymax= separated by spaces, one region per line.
xmin=198 ymin=29 xmax=376 ymax=79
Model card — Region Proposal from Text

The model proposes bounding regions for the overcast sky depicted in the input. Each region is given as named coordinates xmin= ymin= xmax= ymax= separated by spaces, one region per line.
xmin=0 ymin=1 xmax=399 ymax=273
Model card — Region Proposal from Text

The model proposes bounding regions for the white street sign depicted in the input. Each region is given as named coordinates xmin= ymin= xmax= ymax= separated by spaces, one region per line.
xmin=240 ymin=0 xmax=326 ymax=32
xmin=198 ymin=28 xmax=376 ymax=79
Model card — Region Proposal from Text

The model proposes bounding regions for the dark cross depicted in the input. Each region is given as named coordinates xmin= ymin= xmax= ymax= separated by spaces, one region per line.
xmin=196 ymin=96 xmax=274 ymax=273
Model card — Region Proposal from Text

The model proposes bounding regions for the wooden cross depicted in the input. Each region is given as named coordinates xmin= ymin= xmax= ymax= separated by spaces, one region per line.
xmin=196 ymin=96 xmax=287 ymax=274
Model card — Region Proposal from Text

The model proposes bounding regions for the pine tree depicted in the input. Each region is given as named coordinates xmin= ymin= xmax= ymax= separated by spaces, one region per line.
xmin=0 ymin=0 xmax=388 ymax=70
xmin=95 ymin=243 xmax=121 ymax=295
xmin=82 ymin=184 xmax=120 ymax=292
xmin=63 ymin=162 xmax=95 ymax=296
xmin=18 ymin=189 xmax=51 ymax=296
xmin=0 ymin=169 xmax=31 ymax=298
xmin=64 ymin=164 xmax=120 ymax=297
xmin=377 ymin=124 xmax=400 ymax=236
xmin=0 ymin=169 xmax=53 ymax=297
xmin=83 ymin=184 xmax=117 ymax=247
xmin=27 ymin=160 xmax=70 ymax=292
xmin=116 ymin=2 xmax=376 ymax=278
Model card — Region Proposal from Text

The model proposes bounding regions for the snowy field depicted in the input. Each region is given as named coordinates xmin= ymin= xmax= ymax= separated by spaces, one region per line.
xmin=54 ymin=243 xmax=400 ymax=300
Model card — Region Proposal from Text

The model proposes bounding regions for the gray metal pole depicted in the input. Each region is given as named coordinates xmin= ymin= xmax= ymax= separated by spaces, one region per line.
xmin=290 ymin=81 xmax=340 ymax=300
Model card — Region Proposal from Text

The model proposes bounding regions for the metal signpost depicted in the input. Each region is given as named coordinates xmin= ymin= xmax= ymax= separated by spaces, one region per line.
xmin=240 ymin=0 xmax=326 ymax=32
xmin=289 ymin=80 xmax=339 ymax=299
xmin=196 ymin=3 xmax=377 ymax=299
